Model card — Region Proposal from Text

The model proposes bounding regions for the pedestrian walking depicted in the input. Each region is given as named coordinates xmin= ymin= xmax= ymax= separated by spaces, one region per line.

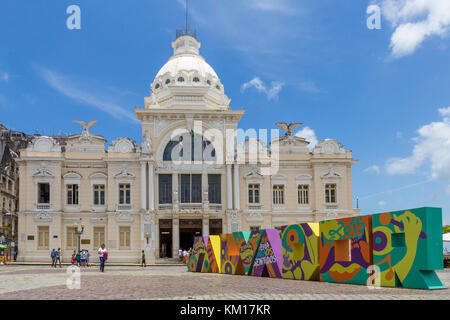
xmin=50 ymin=249 xmax=56 ymax=267
xmin=14 ymin=249 xmax=17 ymax=262
xmin=178 ymin=248 xmax=183 ymax=262
xmin=55 ymin=248 xmax=62 ymax=268
xmin=183 ymin=249 xmax=188 ymax=264
xmin=71 ymin=251 xmax=76 ymax=265
xmin=76 ymin=250 xmax=81 ymax=267
xmin=81 ymin=249 xmax=87 ymax=267
xmin=86 ymin=250 xmax=90 ymax=267
xmin=98 ymin=244 xmax=107 ymax=272
xmin=141 ymin=250 xmax=146 ymax=267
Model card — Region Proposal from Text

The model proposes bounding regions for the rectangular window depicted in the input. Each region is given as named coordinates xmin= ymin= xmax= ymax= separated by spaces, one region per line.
xmin=179 ymin=174 xmax=202 ymax=203
xmin=66 ymin=227 xmax=77 ymax=250
xmin=119 ymin=226 xmax=131 ymax=249
xmin=37 ymin=226 xmax=49 ymax=250
xmin=272 ymin=185 xmax=285 ymax=205
xmin=298 ymin=184 xmax=309 ymax=205
xmin=119 ymin=183 xmax=131 ymax=204
xmin=208 ymin=174 xmax=221 ymax=204
xmin=93 ymin=227 xmax=105 ymax=250
xmin=248 ymin=184 xmax=260 ymax=204
xmin=38 ymin=183 xmax=50 ymax=204
xmin=67 ymin=184 xmax=79 ymax=205
xmin=93 ymin=184 xmax=105 ymax=205
xmin=325 ymin=183 xmax=337 ymax=204
xmin=158 ymin=174 xmax=172 ymax=204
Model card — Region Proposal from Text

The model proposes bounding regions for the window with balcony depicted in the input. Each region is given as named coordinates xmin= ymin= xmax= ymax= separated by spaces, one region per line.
xmin=248 ymin=184 xmax=260 ymax=204
xmin=208 ymin=174 xmax=221 ymax=204
xmin=67 ymin=184 xmax=79 ymax=205
xmin=298 ymin=185 xmax=309 ymax=205
xmin=325 ymin=183 xmax=337 ymax=204
xmin=119 ymin=183 xmax=131 ymax=205
xmin=179 ymin=174 xmax=202 ymax=203
xmin=272 ymin=185 xmax=285 ymax=205
xmin=38 ymin=183 xmax=50 ymax=204
xmin=158 ymin=174 xmax=172 ymax=204
xmin=93 ymin=184 xmax=105 ymax=206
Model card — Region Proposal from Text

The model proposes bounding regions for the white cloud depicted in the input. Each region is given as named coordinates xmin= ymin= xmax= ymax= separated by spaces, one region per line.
xmin=297 ymin=80 xmax=321 ymax=94
xmin=241 ymin=77 xmax=285 ymax=101
xmin=378 ymin=200 xmax=387 ymax=208
xmin=295 ymin=126 xmax=318 ymax=150
xmin=34 ymin=65 xmax=138 ymax=123
xmin=379 ymin=0 xmax=450 ymax=58
xmin=386 ymin=107 xmax=450 ymax=185
xmin=364 ymin=165 xmax=381 ymax=174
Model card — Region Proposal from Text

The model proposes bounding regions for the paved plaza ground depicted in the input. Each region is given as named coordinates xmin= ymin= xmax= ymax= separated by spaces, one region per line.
xmin=0 ymin=264 xmax=449 ymax=300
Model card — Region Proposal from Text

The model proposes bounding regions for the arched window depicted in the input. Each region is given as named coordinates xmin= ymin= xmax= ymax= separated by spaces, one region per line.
xmin=163 ymin=133 xmax=216 ymax=162
xmin=155 ymin=83 xmax=160 ymax=89
xmin=193 ymin=77 xmax=200 ymax=83
xmin=177 ymin=77 xmax=185 ymax=82
xmin=165 ymin=79 xmax=171 ymax=85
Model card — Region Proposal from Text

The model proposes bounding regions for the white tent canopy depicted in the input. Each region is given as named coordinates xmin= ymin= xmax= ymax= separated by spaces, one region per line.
xmin=444 ymin=233 xmax=450 ymax=242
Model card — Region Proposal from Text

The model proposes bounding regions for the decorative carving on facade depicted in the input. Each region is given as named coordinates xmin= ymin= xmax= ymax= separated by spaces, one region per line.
xmin=32 ymin=168 xmax=54 ymax=177
xmin=108 ymin=137 xmax=138 ymax=153
xmin=141 ymin=131 xmax=153 ymax=155
xmin=34 ymin=212 xmax=52 ymax=221
xmin=115 ymin=211 xmax=134 ymax=222
xmin=27 ymin=136 xmax=61 ymax=152
xmin=313 ymin=139 xmax=345 ymax=154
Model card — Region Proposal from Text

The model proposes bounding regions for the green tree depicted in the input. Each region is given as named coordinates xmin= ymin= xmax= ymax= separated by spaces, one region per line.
xmin=443 ymin=225 xmax=450 ymax=234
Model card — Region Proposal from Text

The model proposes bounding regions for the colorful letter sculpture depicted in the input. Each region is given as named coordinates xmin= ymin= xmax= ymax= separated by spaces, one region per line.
xmin=372 ymin=207 xmax=444 ymax=289
xmin=188 ymin=207 xmax=444 ymax=290
xmin=251 ymin=229 xmax=283 ymax=278
xmin=188 ymin=236 xmax=209 ymax=273
xmin=319 ymin=216 xmax=373 ymax=285
xmin=239 ymin=230 xmax=264 ymax=275
xmin=220 ymin=233 xmax=245 ymax=275
xmin=280 ymin=223 xmax=320 ymax=281
xmin=206 ymin=235 xmax=221 ymax=273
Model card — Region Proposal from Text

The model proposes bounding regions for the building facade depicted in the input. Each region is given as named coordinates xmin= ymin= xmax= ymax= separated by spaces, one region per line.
xmin=17 ymin=32 xmax=359 ymax=263
xmin=0 ymin=123 xmax=31 ymax=260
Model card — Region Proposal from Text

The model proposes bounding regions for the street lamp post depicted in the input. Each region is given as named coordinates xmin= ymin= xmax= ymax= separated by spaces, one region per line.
xmin=73 ymin=223 xmax=84 ymax=252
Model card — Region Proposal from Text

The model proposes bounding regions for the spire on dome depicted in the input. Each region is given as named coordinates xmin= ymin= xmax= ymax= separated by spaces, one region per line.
xmin=176 ymin=0 xmax=197 ymax=40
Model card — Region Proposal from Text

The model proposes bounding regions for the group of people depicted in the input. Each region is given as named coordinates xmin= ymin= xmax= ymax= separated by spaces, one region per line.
xmin=50 ymin=244 xmax=108 ymax=272
xmin=178 ymin=248 xmax=192 ymax=264
xmin=50 ymin=248 xmax=62 ymax=267
xmin=71 ymin=249 xmax=91 ymax=267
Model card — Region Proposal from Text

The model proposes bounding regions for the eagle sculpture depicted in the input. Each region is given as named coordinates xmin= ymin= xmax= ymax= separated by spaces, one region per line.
xmin=73 ymin=120 xmax=97 ymax=136
xmin=275 ymin=122 xmax=303 ymax=136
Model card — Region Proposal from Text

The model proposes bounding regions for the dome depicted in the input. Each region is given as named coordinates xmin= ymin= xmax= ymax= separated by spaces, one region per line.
xmin=147 ymin=34 xmax=231 ymax=108
xmin=156 ymin=55 xmax=218 ymax=79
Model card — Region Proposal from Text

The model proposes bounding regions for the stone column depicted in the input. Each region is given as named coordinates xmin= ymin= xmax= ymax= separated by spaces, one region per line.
xmin=148 ymin=162 xmax=155 ymax=211
xmin=140 ymin=162 xmax=147 ymax=211
xmin=203 ymin=215 xmax=209 ymax=237
xmin=172 ymin=172 xmax=179 ymax=209
xmin=233 ymin=164 xmax=240 ymax=210
xmin=226 ymin=164 xmax=232 ymax=210
xmin=172 ymin=216 xmax=179 ymax=258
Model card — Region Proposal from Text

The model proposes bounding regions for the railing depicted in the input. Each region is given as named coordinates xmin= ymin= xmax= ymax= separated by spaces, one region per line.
xmin=325 ymin=204 xmax=338 ymax=210
xmin=36 ymin=203 xmax=50 ymax=210
xmin=158 ymin=204 xmax=173 ymax=211
xmin=209 ymin=204 xmax=222 ymax=211
xmin=117 ymin=204 xmax=132 ymax=211
xmin=179 ymin=203 xmax=202 ymax=210
xmin=176 ymin=28 xmax=197 ymax=39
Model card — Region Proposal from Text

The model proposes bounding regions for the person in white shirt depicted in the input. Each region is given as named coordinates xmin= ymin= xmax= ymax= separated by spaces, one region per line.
xmin=98 ymin=244 xmax=107 ymax=272
xmin=182 ymin=250 xmax=188 ymax=264
xmin=178 ymin=248 xmax=183 ymax=262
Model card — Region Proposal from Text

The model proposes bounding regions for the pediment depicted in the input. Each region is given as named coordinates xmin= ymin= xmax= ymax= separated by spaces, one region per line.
xmin=63 ymin=171 xmax=82 ymax=179
xmin=32 ymin=168 xmax=54 ymax=177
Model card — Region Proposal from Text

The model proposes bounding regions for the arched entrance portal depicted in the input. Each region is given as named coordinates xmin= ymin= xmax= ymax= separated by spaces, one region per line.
xmin=179 ymin=219 xmax=202 ymax=252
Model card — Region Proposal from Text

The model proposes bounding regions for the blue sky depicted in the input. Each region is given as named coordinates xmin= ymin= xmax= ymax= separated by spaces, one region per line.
xmin=1 ymin=0 xmax=449 ymax=224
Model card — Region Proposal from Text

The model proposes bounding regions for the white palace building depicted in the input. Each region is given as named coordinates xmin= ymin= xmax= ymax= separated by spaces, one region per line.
xmin=17 ymin=29 xmax=359 ymax=263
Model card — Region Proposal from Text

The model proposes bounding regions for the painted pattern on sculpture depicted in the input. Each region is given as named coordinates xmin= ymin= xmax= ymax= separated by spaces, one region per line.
xmin=206 ymin=235 xmax=221 ymax=273
xmin=319 ymin=216 xmax=373 ymax=285
xmin=188 ymin=236 xmax=208 ymax=273
xmin=239 ymin=230 xmax=264 ymax=275
xmin=280 ymin=223 xmax=320 ymax=281
xmin=220 ymin=233 xmax=244 ymax=275
xmin=372 ymin=207 xmax=444 ymax=289
xmin=251 ymin=229 xmax=282 ymax=278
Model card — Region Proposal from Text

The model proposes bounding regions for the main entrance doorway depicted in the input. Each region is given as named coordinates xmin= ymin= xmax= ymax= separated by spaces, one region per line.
xmin=159 ymin=219 xmax=172 ymax=258
xmin=179 ymin=219 xmax=202 ymax=251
